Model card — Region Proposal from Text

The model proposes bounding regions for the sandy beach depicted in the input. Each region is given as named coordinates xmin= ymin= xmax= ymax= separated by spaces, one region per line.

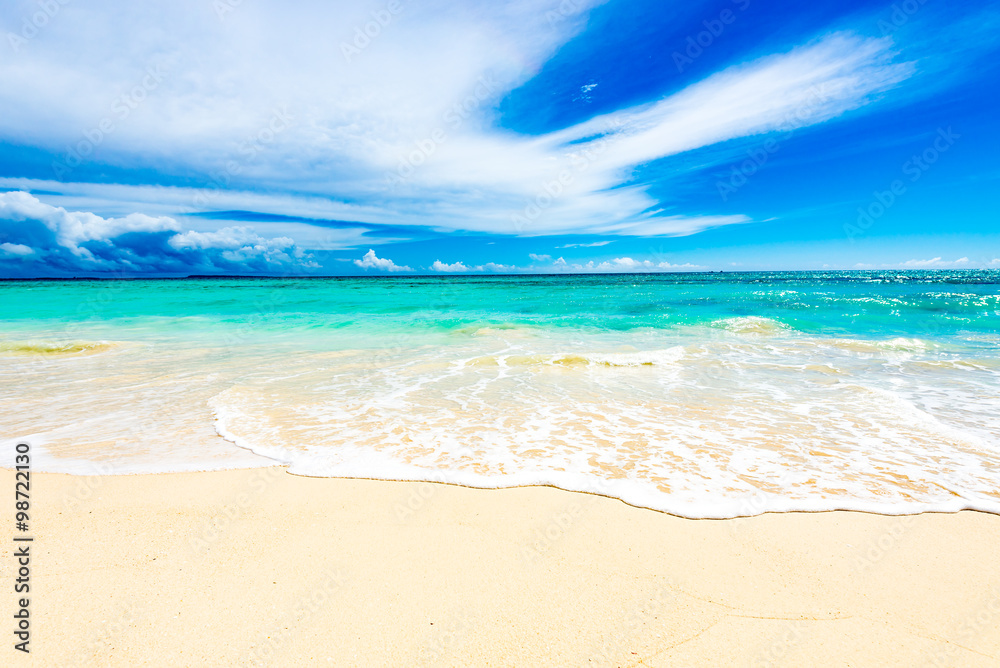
xmin=2 ymin=467 xmax=998 ymax=667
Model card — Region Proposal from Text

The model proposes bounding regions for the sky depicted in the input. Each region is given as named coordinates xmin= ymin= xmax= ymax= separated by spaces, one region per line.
xmin=0 ymin=0 xmax=998 ymax=277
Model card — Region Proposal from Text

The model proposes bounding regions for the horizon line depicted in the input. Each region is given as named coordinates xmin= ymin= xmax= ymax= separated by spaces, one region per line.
xmin=1 ymin=268 xmax=996 ymax=281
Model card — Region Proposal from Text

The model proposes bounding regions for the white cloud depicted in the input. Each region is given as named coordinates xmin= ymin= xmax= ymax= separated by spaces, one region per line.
xmin=0 ymin=177 xmax=391 ymax=237
xmin=169 ymin=226 xmax=293 ymax=251
xmin=549 ymin=256 xmax=705 ymax=273
xmin=0 ymin=190 xmax=178 ymax=258
xmin=557 ymin=241 xmax=612 ymax=248
xmin=548 ymin=35 xmax=913 ymax=176
xmin=0 ymin=242 xmax=34 ymax=256
xmin=478 ymin=262 xmax=513 ymax=272
xmin=431 ymin=260 xmax=469 ymax=272
xmin=901 ymin=257 xmax=944 ymax=267
xmin=355 ymin=249 xmax=411 ymax=272
xmin=0 ymin=4 xmax=916 ymax=239
xmin=893 ymin=257 xmax=974 ymax=268
xmin=655 ymin=261 xmax=703 ymax=270
xmin=853 ymin=257 xmax=982 ymax=270
xmin=589 ymin=215 xmax=751 ymax=237
xmin=575 ymin=82 xmax=598 ymax=102
xmin=400 ymin=254 xmax=705 ymax=274
xmin=170 ymin=226 xmax=317 ymax=267
xmin=0 ymin=191 xmax=318 ymax=274
xmin=427 ymin=259 xmax=517 ymax=273
xmin=528 ymin=253 xmax=551 ymax=262
xmin=600 ymin=257 xmax=648 ymax=270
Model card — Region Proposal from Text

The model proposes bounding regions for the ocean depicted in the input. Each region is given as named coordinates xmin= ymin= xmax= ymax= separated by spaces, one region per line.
xmin=2 ymin=271 xmax=999 ymax=518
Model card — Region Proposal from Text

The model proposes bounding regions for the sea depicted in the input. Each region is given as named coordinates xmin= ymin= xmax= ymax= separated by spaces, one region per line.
xmin=2 ymin=271 xmax=999 ymax=518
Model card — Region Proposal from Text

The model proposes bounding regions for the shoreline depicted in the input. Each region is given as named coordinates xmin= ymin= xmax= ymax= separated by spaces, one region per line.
xmin=19 ymin=459 xmax=1000 ymax=520
xmin=3 ymin=467 xmax=1000 ymax=666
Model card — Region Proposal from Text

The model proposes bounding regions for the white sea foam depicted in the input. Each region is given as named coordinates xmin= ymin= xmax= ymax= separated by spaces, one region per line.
xmin=710 ymin=316 xmax=790 ymax=335
xmin=457 ymin=347 xmax=686 ymax=369
xmin=6 ymin=327 xmax=1000 ymax=518
xmin=200 ymin=336 xmax=1000 ymax=518
xmin=820 ymin=337 xmax=931 ymax=354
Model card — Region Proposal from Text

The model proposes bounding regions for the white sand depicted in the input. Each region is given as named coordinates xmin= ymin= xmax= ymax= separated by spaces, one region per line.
xmin=3 ymin=467 xmax=999 ymax=666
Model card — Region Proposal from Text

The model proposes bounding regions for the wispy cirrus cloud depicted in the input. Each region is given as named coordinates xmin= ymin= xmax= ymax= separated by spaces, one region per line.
xmin=0 ymin=1 xmax=916 ymax=242
xmin=557 ymin=241 xmax=613 ymax=248
xmin=900 ymin=256 xmax=968 ymax=267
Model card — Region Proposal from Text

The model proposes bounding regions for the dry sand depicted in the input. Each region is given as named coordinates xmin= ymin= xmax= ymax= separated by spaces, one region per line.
xmin=2 ymin=466 xmax=999 ymax=667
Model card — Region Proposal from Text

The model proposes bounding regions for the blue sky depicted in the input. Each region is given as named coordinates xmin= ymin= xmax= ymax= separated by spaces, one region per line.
xmin=0 ymin=0 xmax=997 ymax=277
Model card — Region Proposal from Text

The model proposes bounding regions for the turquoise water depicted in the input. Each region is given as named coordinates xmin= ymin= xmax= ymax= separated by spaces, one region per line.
xmin=4 ymin=271 xmax=1000 ymax=340
xmin=2 ymin=271 xmax=999 ymax=516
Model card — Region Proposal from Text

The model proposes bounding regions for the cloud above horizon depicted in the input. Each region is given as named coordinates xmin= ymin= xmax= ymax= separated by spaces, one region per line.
xmin=853 ymin=257 xmax=977 ymax=270
xmin=353 ymin=250 xmax=705 ymax=274
xmin=355 ymin=249 xmax=412 ymax=272
xmin=0 ymin=191 xmax=318 ymax=275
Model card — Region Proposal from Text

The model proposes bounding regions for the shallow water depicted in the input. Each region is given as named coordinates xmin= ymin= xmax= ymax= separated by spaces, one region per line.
xmin=2 ymin=271 xmax=999 ymax=517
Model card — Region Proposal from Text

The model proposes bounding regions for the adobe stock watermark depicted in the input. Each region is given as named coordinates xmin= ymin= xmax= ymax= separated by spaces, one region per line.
xmin=716 ymin=83 xmax=832 ymax=202
xmin=188 ymin=467 xmax=285 ymax=554
xmin=728 ymin=470 xmax=800 ymax=537
xmin=419 ymin=608 xmax=477 ymax=665
xmin=510 ymin=119 xmax=623 ymax=232
xmin=852 ymin=515 xmax=916 ymax=574
xmin=52 ymin=64 xmax=168 ymax=180
xmin=220 ymin=271 xmax=321 ymax=347
xmin=56 ymin=601 xmax=148 ymax=668
xmin=544 ymin=0 xmax=588 ymax=28
xmin=923 ymin=587 xmax=1000 ymax=667
xmin=588 ymin=580 xmax=680 ymax=665
xmin=188 ymin=106 xmax=294 ymax=209
xmin=214 ymin=252 xmax=336 ymax=348
xmin=85 ymin=603 xmax=147 ymax=665
xmin=521 ymin=477 xmax=611 ymax=563
xmin=844 ymin=127 xmax=959 ymax=242
xmin=383 ymin=75 xmax=499 ymax=189
xmin=59 ymin=268 xmax=134 ymax=339
xmin=749 ymin=620 xmax=809 ymax=668
xmin=672 ymin=0 xmax=752 ymax=73
xmin=392 ymin=471 xmax=458 ymax=522
xmin=242 ymin=568 xmax=346 ymax=667
xmin=213 ymin=0 xmax=245 ymax=21
xmin=340 ymin=0 xmax=405 ymax=63
xmin=6 ymin=0 xmax=72 ymax=53
xmin=520 ymin=501 xmax=584 ymax=563
xmin=878 ymin=0 xmax=931 ymax=35
xmin=61 ymin=461 xmax=117 ymax=512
